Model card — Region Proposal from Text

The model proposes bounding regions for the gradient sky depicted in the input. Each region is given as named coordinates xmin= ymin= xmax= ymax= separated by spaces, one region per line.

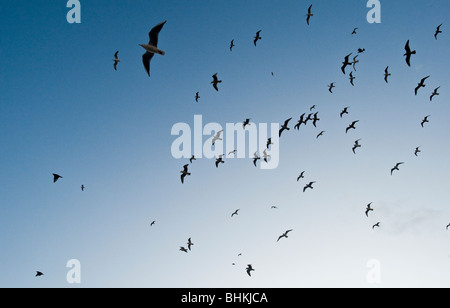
xmin=1 ymin=0 xmax=449 ymax=288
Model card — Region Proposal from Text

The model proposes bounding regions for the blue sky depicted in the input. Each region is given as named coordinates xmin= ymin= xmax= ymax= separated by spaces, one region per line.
xmin=0 ymin=0 xmax=449 ymax=288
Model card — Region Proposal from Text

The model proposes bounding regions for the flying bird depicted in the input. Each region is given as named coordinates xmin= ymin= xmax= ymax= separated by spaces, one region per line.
xmin=180 ymin=164 xmax=191 ymax=184
xmin=212 ymin=129 xmax=223 ymax=145
xmin=303 ymin=181 xmax=316 ymax=192
xmin=140 ymin=20 xmax=166 ymax=77
xmin=346 ymin=120 xmax=359 ymax=134
xmin=215 ymin=155 xmax=225 ymax=168
xmin=404 ymin=40 xmax=416 ymax=67
xmin=310 ymin=105 xmax=316 ymax=111
xmin=384 ymin=66 xmax=391 ymax=83
xmin=312 ymin=112 xmax=320 ymax=127
xmin=340 ymin=107 xmax=349 ymax=118
xmin=231 ymin=209 xmax=240 ymax=217
xmin=180 ymin=247 xmax=188 ymax=253
xmin=414 ymin=146 xmax=421 ymax=157
xmin=246 ymin=264 xmax=255 ymax=277
xmin=365 ymin=202 xmax=373 ymax=217
xmin=352 ymin=55 xmax=359 ymax=71
xmin=211 ymin=73 xmax=222 ymax=91
xmin=435 ymin=24 xmax=443 ymax=40
xmin=189 ymin=155 xmax=196 ymax=163
xmin=262 ymin=149 xmax=270 ymax=163
xmin=352 ymin=139 xmax=362 ymax=154
xmin=316 ymin=131 xmax=325 ymax=139
xmin=277 ymin=229 xmax=293 ymax=242
xmin=349 ymin=71 xmax=355 ymax=86
xmin=446 ymin=223 xmax=450 ymax=230
xmin=357 ymin=48 xmax=365 ymax=53
xmin=253 ymin=30 xmax=262 ymax=46
xmin=253 ymin=152 xmax=261 ymax=167
xmin=328 ymin=82 xmax=336 ymax=93
xmin=391 ymin=162 xmax=404 ymax=175
xmin=113 ymin=51 xmax=120 ymax=70
xmin=297 ymin=171 xmax=305 ymax=182
xmin=187 ymin=238 xmax=194 ymax=251
xmin=351 ymin=27 xmax=358 ymax=35
xmin=53 ymin=173 xmax=62 ymax=183
xmin=430 ymin=87 xmax=440 ymax=101
xmin=195 ymin=92 xmax=200 ymax=102
xmin=266 ymin=138 xmax=273 ymax=149
xmin=228 ymin=150 xmax=237 ymax=156
xmin=230 ymin=39 xmax=235 ymax=51
xmin=279 ymin=118 xmax=292 ymax=137
xmin=415 ymin=75 xmax=430 ymax=96
xmin=271 ymin=205 xmax=278 ymax=209
xmin=372 ymin=222 xmax=380 ymax=229
xmin=421 ymin=115 xmax=431 ymax=127
xmin=294 ymin=113 xmax=306 ymax=130
xmin=306 ymin=5 xmax=313 ymax=25
xmin=81 ymin=185 xmax=85 ymax=191
xmin=35 ymin=271 xmax=44 ymax=277
xmin=243 ymin=118 xmax=251 ymax=129
xmin=150 ymin=220 xmax=156 ymax=226
xmin=341 ymin=53 xmax=353 ymax=74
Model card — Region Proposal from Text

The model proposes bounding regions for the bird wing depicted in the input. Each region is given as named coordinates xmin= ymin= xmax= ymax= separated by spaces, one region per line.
xmin=142 ymin=52 xmax=154 ymax=77
xmin=148 ymin=20 xmax=167 ymax=46
xmin=114 ymin=51 xmax=119 ymax=59
xmin=405 ymin=40 xmax=411 ymax=53
xmin=114 ymin=62 xmax=118 ymax=71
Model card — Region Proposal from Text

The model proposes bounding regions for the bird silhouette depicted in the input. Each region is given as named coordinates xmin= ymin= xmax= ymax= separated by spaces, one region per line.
xmin=391 ymin=162 xmax=404 ymax=175
xmin=271 ymin=205 xmax=278 ymax=209
xmin=212 ymin=129 xmax=223 ymax=145
xmin=349 ymin=71 xmax=355 ymax=86
xmin=328 ymin=82 xmax=336 ymax=93
xmin=187 ymin=238 xmax=194 ymax=251
xmin=53 ymin=173 xmax=62 ymax=183
xmin=195 ymin=92 xmax=200 ymax=102
xmin=430 ymin=87 xmax=440 ymax=101
xmin=243 ymin=118 xmax=251 ymax=129
xmin=113 ymin=51 xmax=120 ymax=71
xmin=211 ymin=73 xmax=222 ymax=91
xmin=384 ymin=66 xmax=391 ymax=83
xmin=180 ymin=247 xmax=188 ymax=253
xmin=351 ymin=27 xmax=358 ymax=35
xmin=254 ymin=30 xmax=262 ymax=46
xmin=352 ymin=139 xmax=362 ymax=154
xmin=297 ymin=171 xmax=305 ymax=181
xmin=421 ymin=115 xmax=431 ymax=127
xmin=435 ymin=24 xmax=443 ymax=40
xmin=372 ymin=222 xmax=380 ymax=229
xmin=253 ymin=152 xmax=261 ymax=167
xmin=340 ymin=107 xmax=349 ymax=118
xmin=150 ymin=220 xmax=156 ymax=226
xmin=346 ymin=120 xmax=359 ymax=133
xmin=246 ymin=264 xmax=255 ymax=277
xmin=294 ymin=113 xmax=306 ymax=130
xmin=312 ymin=112 xmax=320 ymax=127
xmin=231 ymin=209 xmax=240 ymax=217
xmin=404 ymin=40 xmax=416 ymax=67
xmin=352 ymin=55 xmax=359 ymax=71
xmin=189 ymin=155 xmax=196 ymax=164
xmin=316 ymin=131 xmax=325 ymax=139
xmin=266 ymin=138 xmax=273 ymax=149
xmin=365 ymin=202 xmax=373 ymax=217
xmin=414 ymin=147 xmax=421 ymax=157
xmin=303 ymin=181 xmax=316 ymax=192
xmin=306 ymin=5 xmax=313 ymax=25
xmin=230 ymin=39 xmax=235 ymax=51
xmin=341 ymin=53 xmax=353 ymax=74
xmin=215 ymin=155 xmax=225 ymax=168
xmin=262 ymin=149 xmax=270 ymax=163
xmin=81 ymin=185 xmax=85 ymax=191
xmin=279 ymin=118 xmax=292 ymax=137
xmin=35 ymin=271 xmax=44 ymax=277
xmin=277 ymin=229 xmax=293 ymax=242
xmin=415 ymin=75 xmax=430 ymax=95
xmin=357 ymin=48 xmax=365 ymax=53
xmin=180 ymin=164 xmax=191 ymax=184
xmin=446 ymin=223 xmax=450 ymax=230
xmin=140 ymin=20 xmax=166 ymax=77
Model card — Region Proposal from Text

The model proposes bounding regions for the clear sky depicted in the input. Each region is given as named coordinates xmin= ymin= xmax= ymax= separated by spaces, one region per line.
xmin=0 ymin=0 xmax=449 ymax=288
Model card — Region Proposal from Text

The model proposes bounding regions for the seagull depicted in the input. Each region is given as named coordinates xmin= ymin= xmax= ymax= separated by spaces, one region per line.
xmin=294 ymin=113 xmax=306 ymax=130
xmin=266 ymin=138 xmax=273 ymax=149
xmin=53 ymin=173 xmax=62 ymax=183
xmin=113 ymin=51 xmax=120 ymax=70
xmin=435 ymin=24 xmax=443 ymax=40
xmin=187 ymin=238 xmax=194 ymax=251
xmin=211 ymin=73 xmax=222 ymax=91
xmin=243 ymin=118 xmax=251 ymax=129
xmin=340 ymin=107 xmax=350 ymax=118
xmin=297 ymin=171 xmax=305 ymax=181
xmin=357 ymin=48 xmax=365 ymax=53
xmin=231 ymin=209 xmax=240 ymax=217
xmin=271 ymin=205 xmax=278 ymax=209
xmin=351 ymin=27 xmax=358 ymax=35
xmin=253 ymin=152 xmax=261 ymax=167
xmin=310 ymin=105 xmax=316 ymax=111
xmin=421 ymin=115 xmax=431 ymax=127
xmin=254 ymin=30 xmax=262 ymax=46
xmin=304 ymin=113 xmax=313 ymax=125
xmin=349 ymin=71 xmax=355 ymax=86
xmin=384 ymin=66 xmax=391 ymax=83
xmin=140 ymin=20 xmax=166 ymax=77
xmin=81 ymin=185 xmax=85 ymax=191
xmin=352 ymin=55 xmax=359 ymax=71
xmin=180 ymin=246 xmax=188 ymax=253
xmin=306 ymin=4 xmax=313 ymax=25
xmin=279 ymin=118 xmax=292 ymax=137
xmin=430 ymin=87 xmax=440 ymax=101
xmin=316 ymin=131 xmax=325 ymax=139
xmin=228 ymin=150 xmax=237 ymax=156
xmin=195 ymin=92 xmax=200 ymax=102
xmin=180 ymin=164 xmax=191 ymax=184
xmin=312 ymin=112 xmax=320 ymax=127
xmin=391 ymin=162 xmax=404 ymax=175
xmin=262 ymin=149 xmax=270 ymax=163
xmin=404 ymin=40 xmax=416 ymax=67
xmin=346 ymin=120 xmax=359 ymax=133
xmin=230 ymin=39 xmax=235 ymax=51
xmin=352 ymin=139 xmax=362 ymax=154
xmin=189 ymin=155 xmax=196 ymax=163
xmin=212 ymin=129 xmax=223 ymax=145
xmin=215 ymin=154 xmax=225 ymax=168
xmin=414 ymin=146 xmax=421 ymax=157
xmin=372 ymin=222 xmax=380 ymax=229
xmin=246 ymin=264 xmax=255 ymax=277
xmin=365 ymin=202 xmax=373 ymax=217
xmin=150 ymin=220 xmax=156 ymax=226
xmin=277 ymin=229 xmax=293 ymax=242
xmin=328 ymin=82 xmax=336 ymax=93
xmin=341 ymin=53 xmax=353 ymax=74
xmin=35 ymin=271 xmax=44 ymax=277
xmin=303 ymin=181 xmax=316 ymax=192
xmin=415 ymin=75 xmax=430 ymax=96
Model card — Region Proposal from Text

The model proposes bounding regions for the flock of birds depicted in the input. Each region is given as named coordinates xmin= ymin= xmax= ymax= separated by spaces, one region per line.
xmin=37 ymin=5 xmax=447 ymax=280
